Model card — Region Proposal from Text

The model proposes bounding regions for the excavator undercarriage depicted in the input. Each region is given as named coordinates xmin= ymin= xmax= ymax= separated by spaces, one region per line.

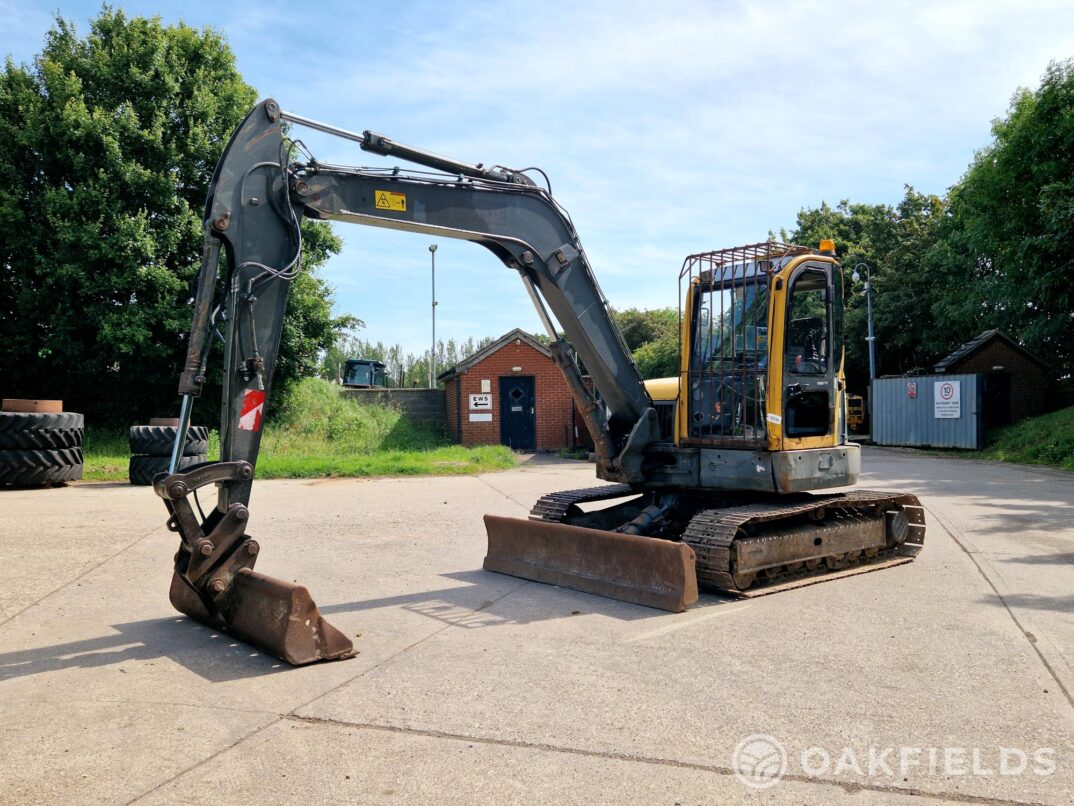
xmin=485 ymin=486 xmax=924 ymax=611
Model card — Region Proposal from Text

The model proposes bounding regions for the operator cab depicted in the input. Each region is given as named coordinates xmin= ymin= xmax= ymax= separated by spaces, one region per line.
xmin=679 ymin=242 xmax=844 ymax=450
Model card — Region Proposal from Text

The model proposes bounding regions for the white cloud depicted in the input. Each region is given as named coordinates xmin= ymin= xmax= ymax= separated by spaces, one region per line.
xmin=5 ymin=0 xmax=1074 ymax=350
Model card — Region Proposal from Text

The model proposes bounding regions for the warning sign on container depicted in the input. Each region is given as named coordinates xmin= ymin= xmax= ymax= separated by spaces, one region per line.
xmin=934 ymin=380 xmax=960 ymax=419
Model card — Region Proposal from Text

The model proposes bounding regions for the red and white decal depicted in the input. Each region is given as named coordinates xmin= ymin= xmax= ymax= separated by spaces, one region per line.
xmin=238 ymin=389 xmax=266 ymax=432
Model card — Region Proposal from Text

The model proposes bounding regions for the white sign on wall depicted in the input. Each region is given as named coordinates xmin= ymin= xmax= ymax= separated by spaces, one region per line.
xmin=469 ymin=394 xmax=492 ymax=410
xmin=469 ymin=413 xmax=492 ymax=422
xmin=934 ymin=380 xmax=961 ymax=419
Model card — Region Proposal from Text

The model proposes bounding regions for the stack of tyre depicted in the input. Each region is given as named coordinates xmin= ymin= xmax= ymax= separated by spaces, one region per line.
xmin=128 ymin=419 xmax=209 ymax=486
xmin=0 ymin=399 xmax=85 ymax=486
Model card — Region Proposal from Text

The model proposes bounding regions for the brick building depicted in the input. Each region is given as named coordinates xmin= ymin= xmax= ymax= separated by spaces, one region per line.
xmin=933 ymin=329 xmax=1051 ymax=426
xmin=438 ymin=329 xmax=585 ymax=451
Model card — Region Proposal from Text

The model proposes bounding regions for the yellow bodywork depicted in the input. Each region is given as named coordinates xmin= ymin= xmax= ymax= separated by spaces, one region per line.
xmin=643 ymin=376 xmax=679 ymax=402
xmin=668 ymin=252 xmax=847 ymax=452
xmin=846 ymin=394 xmax=866 ymax=430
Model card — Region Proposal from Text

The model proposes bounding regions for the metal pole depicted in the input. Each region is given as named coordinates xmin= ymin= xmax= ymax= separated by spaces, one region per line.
xmin=854 ymin=263 xmax=876 ymax=381
xmin=865 ymin=264 xmax=876 ymax=381
xmin=168 ymin=394 xmax=194 ymax=475
xmin=853 ymin=262 xmax=877 ymax=430
xmin=429 ymin=244 xmax=438 ymax=388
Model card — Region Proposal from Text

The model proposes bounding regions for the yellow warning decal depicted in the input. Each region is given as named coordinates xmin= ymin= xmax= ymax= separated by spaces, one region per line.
xmin=374 ymin=190 xmax=406 ymax=211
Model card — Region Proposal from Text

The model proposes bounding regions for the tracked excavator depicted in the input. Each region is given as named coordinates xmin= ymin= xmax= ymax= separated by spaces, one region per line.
xmin=156 ymin=100 xmax=925 ymax=665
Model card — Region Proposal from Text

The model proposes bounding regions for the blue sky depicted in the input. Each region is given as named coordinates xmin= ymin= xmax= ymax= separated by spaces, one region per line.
xmin=4 ymin=1 xmax=1074 ymax=354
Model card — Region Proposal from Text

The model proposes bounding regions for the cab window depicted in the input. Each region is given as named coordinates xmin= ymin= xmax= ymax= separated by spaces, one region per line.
xmin=784 ymin=271 xmax=829 ymax=375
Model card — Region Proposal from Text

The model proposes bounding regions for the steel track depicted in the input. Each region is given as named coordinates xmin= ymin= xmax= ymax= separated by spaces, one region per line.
xmin=529 ymin=485 xmax=926 ymax=596
xmin=529 ymin=484 xmax=638 ymax=522
xmin=681 ymin=489 xmax=925 ymax=593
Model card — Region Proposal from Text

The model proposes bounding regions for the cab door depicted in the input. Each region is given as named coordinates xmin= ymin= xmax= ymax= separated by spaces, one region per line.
xmin=780 ymin=265 xmax=838 ymax=447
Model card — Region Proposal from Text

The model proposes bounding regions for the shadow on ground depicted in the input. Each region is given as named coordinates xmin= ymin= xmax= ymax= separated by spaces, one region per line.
xmin=982 ymin=592 xmax=1074 ymax=614
xmin=1005 ymin=551 xmax=1074 ymax=566
xmin=0 ymin=616 xmax=293 ymax=684
xmin=0 ymin=569 xmax=736 ymax=684
xmin=320 ymin=570 xmax=736 ymax=628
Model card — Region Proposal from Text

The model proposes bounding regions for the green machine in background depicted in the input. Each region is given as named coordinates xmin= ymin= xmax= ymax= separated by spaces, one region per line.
xmin=342 ymin=358 xmax=387 ymax=389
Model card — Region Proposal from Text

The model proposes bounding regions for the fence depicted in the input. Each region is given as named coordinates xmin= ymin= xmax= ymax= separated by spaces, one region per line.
xmin=871 ymin=373 xmax=983 ymax=449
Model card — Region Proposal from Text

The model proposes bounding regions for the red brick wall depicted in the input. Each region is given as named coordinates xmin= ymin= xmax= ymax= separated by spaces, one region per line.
xmin=948 ymin=341 xmax=1050 ymax=421
xmin=446 ymin=376 xmax=460 ymax=442
xmin=444 ymin=339 xmax=579 ymax=451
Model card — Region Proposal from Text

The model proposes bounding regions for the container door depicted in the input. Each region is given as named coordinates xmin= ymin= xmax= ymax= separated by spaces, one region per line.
xmin=499 ymin=376 xmax=536 ymax=450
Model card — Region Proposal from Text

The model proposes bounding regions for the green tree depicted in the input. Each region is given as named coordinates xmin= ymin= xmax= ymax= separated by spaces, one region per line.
xmin=784 ymin=199 xmax=900 ymax=388
xmin=610 ymin=306 xmax=680 ymax=379
xmin=947 ymin=59 xmax=1074 ymax=373
xmin=869 ymin=188 xmax=970 ymax=372
xmin=321 ymin=334 xmax=498 ymax=388
xmin=611 ymin=307 xmax=678 ymax=353
xmin=783 ymin=61 xmax=1074 ymax=391
xmin=786 ymin=192 xmax=980 ymax=384
xmin=633 ymin=335 xmax=680 ymax=379
xmin=0 ymin=9 xmax=345 ymax=422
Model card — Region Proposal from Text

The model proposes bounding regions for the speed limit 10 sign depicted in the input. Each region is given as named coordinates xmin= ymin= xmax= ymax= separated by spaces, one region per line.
xmin=934 ymin=380 xmax=961 ymax=418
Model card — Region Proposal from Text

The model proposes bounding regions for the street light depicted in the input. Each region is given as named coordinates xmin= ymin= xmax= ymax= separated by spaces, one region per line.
xmin=851 ymin=263 xmax=876 ymax=381
xmin=429 ymin=244 xmax=438 ymax=388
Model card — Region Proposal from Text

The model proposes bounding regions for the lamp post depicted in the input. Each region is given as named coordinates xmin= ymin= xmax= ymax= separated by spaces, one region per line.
xmin=429 ymin=244 xmax=438 ymax=388
xmin=851 ymin=263 xmax=876 ymax=381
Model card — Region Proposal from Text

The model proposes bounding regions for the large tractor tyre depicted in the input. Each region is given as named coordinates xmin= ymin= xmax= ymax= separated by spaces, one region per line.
xmin=0 ymin=447 xmax=84 ymax=485
xmin=0 ymin=412 xmax=84 ymax=450
xmin=128 ymin=425 xmax=209 ymax=457
xmin=128 ymin=454 xmax=207 ymax=486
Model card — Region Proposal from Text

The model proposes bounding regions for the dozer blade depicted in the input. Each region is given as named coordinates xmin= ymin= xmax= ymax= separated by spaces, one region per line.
xmin=170 ymin=568 xmax=354 ymax=665
xmin=484 ymin=514 xmax=698 ymax=612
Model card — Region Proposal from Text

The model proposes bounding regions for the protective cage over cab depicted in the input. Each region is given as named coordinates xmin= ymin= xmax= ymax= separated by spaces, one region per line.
xmin=677 ymin=241 xmax=848 ymax=455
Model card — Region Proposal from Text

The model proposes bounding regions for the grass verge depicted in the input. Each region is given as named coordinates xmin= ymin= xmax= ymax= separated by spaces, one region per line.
xmin=81 ymin=378 xmax=517 ymax=481
xmin=977 ymin=405 xmax=1074 ymax=471
xmin=255 ymin=444 xmax=516 ymax=479
xmin=81 ymin=427 xmax=132 ymax=482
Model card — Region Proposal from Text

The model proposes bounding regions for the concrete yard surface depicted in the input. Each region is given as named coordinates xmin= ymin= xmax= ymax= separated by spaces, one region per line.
xmin=0 ymin=448 xmax=1072 ymax=804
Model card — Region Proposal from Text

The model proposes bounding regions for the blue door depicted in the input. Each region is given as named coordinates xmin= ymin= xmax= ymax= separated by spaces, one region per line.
xmin=499 ymin=376 xmax=536 ymax=450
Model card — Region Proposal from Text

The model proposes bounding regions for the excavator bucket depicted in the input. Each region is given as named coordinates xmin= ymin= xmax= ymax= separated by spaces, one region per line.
xmin=169 ymin=567 xmax=354 ymax=665
xmin=155 ymin=459 xmax=354 ymax=666
xmin=483 ymin=514 xmax=698 ymax=612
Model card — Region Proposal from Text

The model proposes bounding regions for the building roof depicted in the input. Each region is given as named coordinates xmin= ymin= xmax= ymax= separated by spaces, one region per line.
xmin=436 ymin=328 xmax=551 ymax=381
xmin=933 ymin=329 xmax=1050 ymax=373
